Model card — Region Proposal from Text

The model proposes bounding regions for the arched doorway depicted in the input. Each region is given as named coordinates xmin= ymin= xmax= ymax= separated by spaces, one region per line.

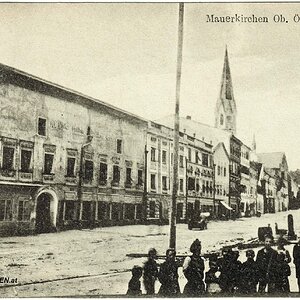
xmin=35 ymin=189 xmax=58 ymax=234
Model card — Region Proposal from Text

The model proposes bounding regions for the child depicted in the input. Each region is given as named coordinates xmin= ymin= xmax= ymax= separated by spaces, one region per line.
xmin=240 ymin=249 xmax=258 ymax=294
xmin=205 ymin=259 xmax=222 ymax=294
xmin=127 ymin=265 xmax=143 ymax=296
xmin=143 ymin=248 xmax=158 ymax=295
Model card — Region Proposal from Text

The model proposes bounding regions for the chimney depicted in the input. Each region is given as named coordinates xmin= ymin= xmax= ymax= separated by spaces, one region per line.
xmin=186 ymin=115 xmax=191 ymax=120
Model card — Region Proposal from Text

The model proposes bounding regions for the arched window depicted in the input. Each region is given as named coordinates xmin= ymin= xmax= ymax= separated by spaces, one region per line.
xmin=220 ymin=114 xmax=224 ymax=125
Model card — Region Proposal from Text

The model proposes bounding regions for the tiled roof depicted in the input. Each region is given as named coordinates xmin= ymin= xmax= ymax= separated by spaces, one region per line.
xmin=257 ymin=152 xmax=285 ymax=169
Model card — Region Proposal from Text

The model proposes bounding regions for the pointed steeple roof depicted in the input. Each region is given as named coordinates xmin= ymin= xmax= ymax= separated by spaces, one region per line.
xmin=219 ymin=46 xmax=236 ymax=113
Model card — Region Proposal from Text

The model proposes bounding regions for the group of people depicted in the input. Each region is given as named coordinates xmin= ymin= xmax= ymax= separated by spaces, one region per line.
xmin=127 ymin=234 xmax=300 ymax=296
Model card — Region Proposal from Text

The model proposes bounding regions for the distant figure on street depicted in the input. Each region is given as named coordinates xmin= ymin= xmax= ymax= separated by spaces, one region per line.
xmin=277 ymin=235 xmax=291 ymax=263
xmin=240 ymin=249 xmax=258 ymax=294
xmin=293 ymin=238 xmax=300 ymax=292
xmin=256 ymin=234 xmax=277 ymax=293
xmin=205 ymin=258 xmax=221 ymax=294
xmin=127 ymin=265 xmax=143 ymax=296
xmin=183 ymin=239 xmax=205 ymax=296
xmin=143 ymin=248 xmax=158 ymax=295
xmin=273 ymin=252 xmax=291 ymax=293
xmin=158 ymin=248 xmax=180 ymax=297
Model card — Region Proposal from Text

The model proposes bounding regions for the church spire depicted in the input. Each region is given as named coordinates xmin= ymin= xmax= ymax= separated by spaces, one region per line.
xmin=215 ymin=46 xmax=237 ymax=135
xmin=220 ymin=46 xmax=234 ymax=104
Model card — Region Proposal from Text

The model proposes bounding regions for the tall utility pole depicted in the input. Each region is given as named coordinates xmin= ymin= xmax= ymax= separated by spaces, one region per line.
xmin=169 ymin=3 xmax=184 ymax=250
xmin=213 ymin=163 xmax=216 ymax=218
xmin=142 ymin=145 xmax=148 ymax=222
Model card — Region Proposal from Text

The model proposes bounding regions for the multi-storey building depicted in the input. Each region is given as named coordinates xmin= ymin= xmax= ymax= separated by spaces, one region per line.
xmin=263 ymin=168 xmax=277 ymax=213
xmin=240 ymin=144 xmax=253 ymax=216
xmin=257 ymin=152 xmax=289 ymax=212
xmin=185 ymin=134 xmax=214 ymax=217
xmin=0 ymin=63 xmax=148 ymax=236
xmin=249 ymin=161 xmax=259 ymax=215
xmin=146 ymin=122 xmax=186 ymax=223
xmin=145 ymin=121 xmax=213 ymax=223
xmin=229 ymin=135 xmax=242 ymax=216
xmin=213 ymin=142 xmax=230 ymax=217
xmin=255 ymin=162 xmax=265 ymax=214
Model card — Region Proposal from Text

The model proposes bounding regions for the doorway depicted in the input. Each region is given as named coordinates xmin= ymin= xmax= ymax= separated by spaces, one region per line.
xmin=35 ymin=193 xmax=53 ymax=233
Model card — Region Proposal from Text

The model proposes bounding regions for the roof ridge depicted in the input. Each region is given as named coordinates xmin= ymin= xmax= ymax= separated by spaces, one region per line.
xmin=0 ymin=62 xmax=148 ymax=123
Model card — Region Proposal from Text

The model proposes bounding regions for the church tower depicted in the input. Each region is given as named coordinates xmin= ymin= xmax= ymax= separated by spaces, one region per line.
xmin=214 ymin=47 xmax=237 ymax=135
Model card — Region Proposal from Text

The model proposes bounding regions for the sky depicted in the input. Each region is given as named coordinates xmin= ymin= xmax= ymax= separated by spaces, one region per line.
xmin=1 ymin=3 xmax=300 ymax=169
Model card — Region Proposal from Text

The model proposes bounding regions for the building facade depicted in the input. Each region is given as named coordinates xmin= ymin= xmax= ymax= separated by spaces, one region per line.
xmin=229 ymin=135 xmax=242 ymax=215
xmin=213 ymin=142 xmax=230 ymax=217
xmin=145 ymin=121 xmax=213 ymax=223
xmin=0 ymin=64 xmax=148 ymax=236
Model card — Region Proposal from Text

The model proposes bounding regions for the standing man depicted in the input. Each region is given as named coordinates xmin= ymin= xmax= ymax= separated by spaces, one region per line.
xmin=182 ymin=239 xmax=205 ymax=296
xmin=256 ymin=234 xmax=277 ymax=293
xmin=143 ymin=248 xmax=158 ymax=295
xmin=293 ymin=238 xmax=300 ymax=292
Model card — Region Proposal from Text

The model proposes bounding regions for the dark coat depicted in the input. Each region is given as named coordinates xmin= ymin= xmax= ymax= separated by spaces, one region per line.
xmin=256 ymin=247 xmax=277 ymax=283
xmin=274 ymin=261 xmax=291 ymax=293
xmin=127 ymin=278 xmax=142 ymax=296
xmin=183 ymin=256 xmax=205 ymax=296
xmin=143 ymin=259 xmax=158 ymax=295
xmin=293 ymin=244 xmax=300 ymax=278
xmin=158 ymin=260 xmax=180 ymax=296
xmin=218 ymin=257 xmax=242 ymax=293
xmin=240 ymin=259 xmax=258 ymax=294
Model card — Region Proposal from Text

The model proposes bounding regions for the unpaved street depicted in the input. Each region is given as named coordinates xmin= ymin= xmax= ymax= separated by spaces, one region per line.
xmin=1 ymin=209 xmax=300 ymax=296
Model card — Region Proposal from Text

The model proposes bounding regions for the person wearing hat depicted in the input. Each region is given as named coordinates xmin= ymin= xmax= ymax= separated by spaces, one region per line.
xmin=240 ymin=250 xmax=258 ymax=294
xmin=143 ymin=248 xmax=158 ymax=295
xmin=182 ymin=239 xmax=205 ymax=296
xmin=158 ymin=248 xmax=180 ymax=296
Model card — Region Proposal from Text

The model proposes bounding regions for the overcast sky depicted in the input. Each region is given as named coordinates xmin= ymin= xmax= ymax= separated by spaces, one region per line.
xmin=1 ymin=3 xmax=300 ymax=169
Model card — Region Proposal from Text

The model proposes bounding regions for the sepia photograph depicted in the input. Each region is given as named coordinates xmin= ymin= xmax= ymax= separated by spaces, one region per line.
xmin=1 ymin=2 xmax=300 ymax=297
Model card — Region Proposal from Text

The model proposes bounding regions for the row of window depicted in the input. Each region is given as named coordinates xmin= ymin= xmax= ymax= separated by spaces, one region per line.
xmin=150 ymin=175 xmax=184 ymax=192
xmin=216 ymin=164 xmax=227 ymax=177
xmin=0 ymin=141 xmax=143 ymax=186
xmin=187 ymin=177 xmax=213 ymax=195
xmin=1 ymin=144 xmax=33 ymax=173
xmin=82 ymin=161 xmax=143 ymax=187
xmin=63 ymin=201 xmax=143 ymax=222
xmin=0 ymin=199 xmax=30 ymax=221
xmin=215 ymin=184 xmax=227 ymax=196
xmin=151 ymin=147 xmax=211 ymax=168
